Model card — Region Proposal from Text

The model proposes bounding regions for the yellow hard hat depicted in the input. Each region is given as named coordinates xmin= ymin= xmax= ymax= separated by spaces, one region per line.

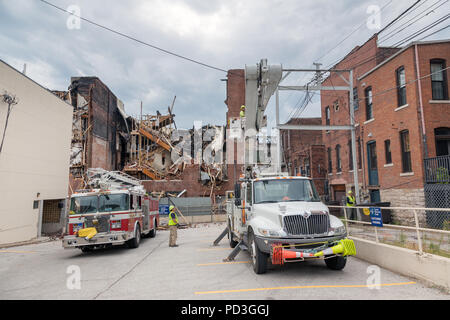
xmin=241 ymin=105 xmax=245 ymax=109
xmin=169 ymin=205 xmax=175 ymax=211
xmin=348 ymin=191 xmax=353 ymax=194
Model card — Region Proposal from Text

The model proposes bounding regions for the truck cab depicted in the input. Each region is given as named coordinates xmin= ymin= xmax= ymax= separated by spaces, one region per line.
xmin=227 ymin=174 xmax=350 ymax=274
xmin=63 ymin=188 xmax=159 ymax=252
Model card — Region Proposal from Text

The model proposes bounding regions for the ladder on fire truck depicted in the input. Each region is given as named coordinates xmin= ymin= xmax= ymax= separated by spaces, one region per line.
xmin=86 ymin=168 xmax=144 ymax=191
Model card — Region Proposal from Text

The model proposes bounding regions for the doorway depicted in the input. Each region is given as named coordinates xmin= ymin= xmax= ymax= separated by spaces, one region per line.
xmin=367 ymin=141 xmax=379 ymax=186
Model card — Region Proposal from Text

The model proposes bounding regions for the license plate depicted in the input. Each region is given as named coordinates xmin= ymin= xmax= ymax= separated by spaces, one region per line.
xmin=73 ymin=223 xmax=83 ymax=232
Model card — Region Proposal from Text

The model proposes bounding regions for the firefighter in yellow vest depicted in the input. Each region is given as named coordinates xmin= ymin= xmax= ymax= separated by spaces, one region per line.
xmin=168 ymin=205 xmax=179 ymax=247
xmin=346 ymin=191 xmax=357 ymax=220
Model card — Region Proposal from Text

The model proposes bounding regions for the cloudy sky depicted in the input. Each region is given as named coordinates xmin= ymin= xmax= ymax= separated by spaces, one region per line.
xmin=1 ymin=0 xmax=449 ymax=131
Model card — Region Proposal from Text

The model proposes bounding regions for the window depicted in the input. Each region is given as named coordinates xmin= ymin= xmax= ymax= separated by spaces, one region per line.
xmin=365 ymin=87 xmax=373 ymax=120
xmin=246 ymin=183 xmax=253 ymax=205
xmin=253 ymin=179 xmax=320 ymax=204
xmin=70 ymin=196 xmax=98 ymax=215
xmin=327 ymin=147 xmax=332 ymax=173
xmin=430 ymin=59 xmax=448 ymax=100
xmin=325 ymin=106 xmax=330 ymax=125
xmin=348 ymin=140 xmax=353 ymax=170
xmin=99 ymin=194 xmax=130 ymax=212
xmin=400 ymin=130 xmax=412 ymax=173
xmin=334 ymin=100 xmax=339 ymax=112
xmin=396 ymin=67 xmax=407 ymax=106
xmin=353 ymin=87 xmax=359 ymax=110
xmin=435 ymin=127 xmax=450 ymax=156
xmin=358 ymin=138 xmax=362 ymax=170
xmin=305 ymin=158 xmax=311 ymax=177
xmin=384 ymin=140 xmax=392 ymax=164
xmin=336 ymin=145 xmax=342 ymax=173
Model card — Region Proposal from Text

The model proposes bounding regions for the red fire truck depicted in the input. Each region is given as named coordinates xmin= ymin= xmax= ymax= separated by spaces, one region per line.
xmin=63 ymin=169 xmax=159 ymax=252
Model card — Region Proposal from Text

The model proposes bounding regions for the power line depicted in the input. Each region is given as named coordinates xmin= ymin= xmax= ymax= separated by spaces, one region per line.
xmin=38 ymin=0 xmax=229 ymax=74
xmin=315 ymin=0 xmax=393 ymax=64
xmin=378 ymin=0 xmax=447 ymax=42
xmin=324 ymin=0 xmax=447 ymax=69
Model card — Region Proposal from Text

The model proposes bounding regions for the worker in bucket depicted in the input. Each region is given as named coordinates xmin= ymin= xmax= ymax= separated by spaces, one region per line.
xmin=346 ymin=190 xmax=357 ymax=220
xmin=168 ymin=205 xmax=179 ymax=247
xmin=240 ymin=105 xmax=245 ymax=118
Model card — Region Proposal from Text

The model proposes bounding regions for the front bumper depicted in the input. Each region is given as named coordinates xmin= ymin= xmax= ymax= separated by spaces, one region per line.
xmin=254 ymin=234 xmax=347 ymax=254
xmin=62 ymin=231 xmax=132 ymax=248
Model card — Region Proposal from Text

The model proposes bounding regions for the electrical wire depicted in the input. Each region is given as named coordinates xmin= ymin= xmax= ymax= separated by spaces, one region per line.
xmin=38 ymin=0 xmax=229 ymax=74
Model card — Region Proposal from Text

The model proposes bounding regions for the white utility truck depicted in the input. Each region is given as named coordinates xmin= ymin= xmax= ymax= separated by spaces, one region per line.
xmin=222 ymin=60 xmax=355 ymax=274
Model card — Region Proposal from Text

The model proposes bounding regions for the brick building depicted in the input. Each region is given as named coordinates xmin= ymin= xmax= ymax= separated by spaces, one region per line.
xmin=280 ymin=118 xmax=327 ymax=195
xmin=321 ymin=36 xmax=450 ymax=224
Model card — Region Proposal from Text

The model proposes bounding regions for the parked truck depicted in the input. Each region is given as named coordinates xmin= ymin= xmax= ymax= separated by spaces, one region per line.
xmin=227 ymin=173 xmax=354 ymax=274
xmin=62 ymin=169 xmax=159 ymax=252
xmin=223 ymin=60 xmax=355 ymax=274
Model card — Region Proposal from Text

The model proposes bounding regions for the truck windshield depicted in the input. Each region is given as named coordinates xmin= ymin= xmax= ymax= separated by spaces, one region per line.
xmin=99 ymin=194 xmax=129 ymax=212
xmin=70 ymin=196 xmax=98 ymax=215
xmin=254 ymin=179 xmax=320 ymax=204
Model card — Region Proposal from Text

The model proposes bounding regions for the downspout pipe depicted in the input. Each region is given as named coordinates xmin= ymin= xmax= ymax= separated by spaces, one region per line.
xmin=414 ymin=44 xmax=428 ymax=159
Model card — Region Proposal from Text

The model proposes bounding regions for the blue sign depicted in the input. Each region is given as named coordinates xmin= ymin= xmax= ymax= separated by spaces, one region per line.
xmin=370 ymin=207 xmax=383 ymax=227
xmin=159 ymin=205 xmax=170 ymax=215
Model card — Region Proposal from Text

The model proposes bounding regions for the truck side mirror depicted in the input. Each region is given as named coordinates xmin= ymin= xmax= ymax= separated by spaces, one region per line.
xmin=234 ymin=183 xmax=241 ymax=207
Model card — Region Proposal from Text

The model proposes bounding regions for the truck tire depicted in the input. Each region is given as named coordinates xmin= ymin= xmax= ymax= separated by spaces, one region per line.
xmin=149 ymin=218 xmax=157 ymax=238
xmin=325 ymin=256 xmax=347 ymax=270
xmin=249 ymin=231 xmax=268 ymax=274
xmin=228 ymin=220 xmax=238 ymax=248
xmin=127 ymin=225 xmax=141 ymax=249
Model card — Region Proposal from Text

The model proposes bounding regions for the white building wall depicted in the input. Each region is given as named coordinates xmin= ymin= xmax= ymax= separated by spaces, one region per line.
xmin=0 ymin=60 xmax=73 ymax=245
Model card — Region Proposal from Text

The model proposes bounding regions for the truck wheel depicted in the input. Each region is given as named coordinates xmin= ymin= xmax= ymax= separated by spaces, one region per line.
xmin=149 ymin=218 xmax=157 ymax=238
xmin=127 ymin=225 xmax=141 ymax=249
xmin=325 ymin=256 xmax=347 ymax=270
xmin=228 ymin=221 xmax=238 ymax=248
xmin=249 ymin=232 xmax=268 ymax=274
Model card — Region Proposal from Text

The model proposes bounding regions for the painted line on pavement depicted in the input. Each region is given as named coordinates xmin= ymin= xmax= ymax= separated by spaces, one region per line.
xmin=197 ymin=261 xmax=251 ymax=266
xmin=197 ymin=247 xmax=232 ymax=252
xmin=195 ymin=281 xmax=416 ymax=295
xmin=0 ymin=250 xmax=37 ymax=254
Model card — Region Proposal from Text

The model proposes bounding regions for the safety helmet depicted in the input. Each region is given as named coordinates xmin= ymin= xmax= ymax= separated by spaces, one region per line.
xmin=241 ymin=105 xmax=245 ymax=109
xmin=169 ymin=205 xmax=175 ymax=211
xmin=348 ymin=191 xmax=353 ymax=194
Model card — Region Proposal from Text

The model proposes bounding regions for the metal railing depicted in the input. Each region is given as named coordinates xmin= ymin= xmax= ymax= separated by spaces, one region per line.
xmin=424 ymin=155 xmax=450 ymax=183
xmin=327 ymin=205 xmax=450 ymax=256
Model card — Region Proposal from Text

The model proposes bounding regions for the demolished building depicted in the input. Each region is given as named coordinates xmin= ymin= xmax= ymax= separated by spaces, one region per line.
xmin=55 ymin=76 xmax=232 ymax=198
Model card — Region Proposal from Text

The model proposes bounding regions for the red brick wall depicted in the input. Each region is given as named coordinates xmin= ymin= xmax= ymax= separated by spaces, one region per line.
xmin=142 ymin=164 xmax=235 ymax=197
xmin=321 ymin=38 xmax=450 ymax=199
xmin=416 ymin=42 xmax=450 ymax=158
xmin=280 ymin=117 xmax=323 ymax=175
xmin=226 ymin=69 xmax=245 ymax=124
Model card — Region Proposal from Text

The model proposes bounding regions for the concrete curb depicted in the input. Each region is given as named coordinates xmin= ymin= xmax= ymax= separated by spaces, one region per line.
xmin=0 ymin=237 xmax=57 ymax=249
xmin=351 ymin=236 xmax=450 ymax=292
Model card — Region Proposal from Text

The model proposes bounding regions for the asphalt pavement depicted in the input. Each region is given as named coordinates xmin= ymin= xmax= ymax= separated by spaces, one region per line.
xmin=0 ymin=223 xmax=448 ymax=300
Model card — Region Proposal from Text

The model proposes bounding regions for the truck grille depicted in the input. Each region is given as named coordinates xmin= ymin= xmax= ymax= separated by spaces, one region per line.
xmin=283 ymin=212 xmax=330 ymax=236
xmin=84 ymin=215 xmax=110 ymax=233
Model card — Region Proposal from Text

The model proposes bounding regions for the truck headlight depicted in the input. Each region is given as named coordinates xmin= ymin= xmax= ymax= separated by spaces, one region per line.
xmin=258 ymin=228 xmax=280 ymax=237
xmin=330 ymin=225 xmax=346 ymax=235
xmin=111 ymin=220 xmax=122 ymax=229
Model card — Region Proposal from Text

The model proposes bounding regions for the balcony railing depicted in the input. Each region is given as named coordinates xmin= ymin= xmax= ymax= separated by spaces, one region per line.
xmin=424 ymin=155 xmax=450 ymax=184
